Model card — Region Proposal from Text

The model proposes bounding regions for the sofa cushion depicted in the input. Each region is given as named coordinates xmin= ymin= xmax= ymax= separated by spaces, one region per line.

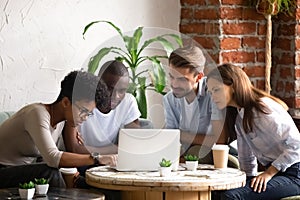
xmin=0 ymin=111 xmax=15 ymax=125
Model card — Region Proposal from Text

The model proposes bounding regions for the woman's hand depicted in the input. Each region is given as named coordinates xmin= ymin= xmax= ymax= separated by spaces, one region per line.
xmin=250 ymin=172 xmax=271 ymax=193
xmin=99 ymin=154 xmax=118 ymax=166
xmin=250 ymin=165 xmax=279 ymax=193
xmin=75 ymin=129 xmax=85 ymax=145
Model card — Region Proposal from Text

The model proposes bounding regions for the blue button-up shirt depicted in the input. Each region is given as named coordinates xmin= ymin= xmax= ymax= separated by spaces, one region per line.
xmin=163 ymin=77 xmax=221 ymax=134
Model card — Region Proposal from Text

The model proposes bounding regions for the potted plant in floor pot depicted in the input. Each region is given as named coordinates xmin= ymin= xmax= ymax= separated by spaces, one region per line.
xmin=19 ymin=181 xmax=35 ymax=199
xmin=159 ymin=158 xmax=172 ymax=177
xmin=184 ymin=154 xmax=199 ymax=171
xmin=34 ymin=178 xmax=49 ymax=195
xmin=83 ymin=20 xmax=182 ymax=118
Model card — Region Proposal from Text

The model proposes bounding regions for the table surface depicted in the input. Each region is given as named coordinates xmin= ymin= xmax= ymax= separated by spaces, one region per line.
xmin=0 ymin=187 xmax=105 ymax=200
xmin=86 ymin=164 xmax=246 ymax=192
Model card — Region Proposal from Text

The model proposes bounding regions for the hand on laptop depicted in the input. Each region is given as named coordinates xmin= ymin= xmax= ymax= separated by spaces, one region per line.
xmin=99 ymin=154 xmax=118 ymax=166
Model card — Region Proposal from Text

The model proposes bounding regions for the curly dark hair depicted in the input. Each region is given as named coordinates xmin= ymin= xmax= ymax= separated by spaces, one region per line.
xmin=54 ymin=71 xmax=110 ymax=107
xmin=95 ymin=79 xmax=111 ymax=112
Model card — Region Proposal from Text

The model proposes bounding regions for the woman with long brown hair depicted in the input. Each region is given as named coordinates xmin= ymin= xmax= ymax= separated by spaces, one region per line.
xmin=207 ymin=63 xmax=300 ymax=199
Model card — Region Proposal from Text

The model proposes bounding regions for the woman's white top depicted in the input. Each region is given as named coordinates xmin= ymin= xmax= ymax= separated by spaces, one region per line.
xmin=236 ymin=97 xmax=300 ymax=176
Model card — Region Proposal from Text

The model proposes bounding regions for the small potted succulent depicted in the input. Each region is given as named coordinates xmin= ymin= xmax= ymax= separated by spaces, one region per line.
xmin=34 ymin=178 xmax=49 ymax=195
xmin=184 ymin=154 xmax=199 ymax=171
xmin=159 ymin=158 xmax=172 ymax=177
xmin=19 ymin=181 xmax=35 ymax=199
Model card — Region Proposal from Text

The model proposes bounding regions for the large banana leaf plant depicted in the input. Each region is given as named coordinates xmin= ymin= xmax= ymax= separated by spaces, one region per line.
xmin=83 ymin=20 xmax=183 ymax=118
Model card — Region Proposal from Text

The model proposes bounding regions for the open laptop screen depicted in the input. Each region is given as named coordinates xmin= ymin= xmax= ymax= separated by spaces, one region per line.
xmin=116 ymin=129 xmax=181 ymax=171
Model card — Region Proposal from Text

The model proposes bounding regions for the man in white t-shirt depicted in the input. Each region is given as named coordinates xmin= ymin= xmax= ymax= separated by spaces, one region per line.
xmin=63 ymin=61 xmax=140 ymax=155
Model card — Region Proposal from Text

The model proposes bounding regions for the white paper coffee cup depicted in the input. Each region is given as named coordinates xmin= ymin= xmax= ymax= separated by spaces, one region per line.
xmin=212 ymin=144 xmax=229 ymax=169
xmin=59 ymin=168 xmax=78 ymax=188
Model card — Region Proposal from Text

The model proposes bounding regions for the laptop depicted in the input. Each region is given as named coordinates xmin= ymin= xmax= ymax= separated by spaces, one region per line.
xmin=116 ymin=129 xmax=181 ymax=171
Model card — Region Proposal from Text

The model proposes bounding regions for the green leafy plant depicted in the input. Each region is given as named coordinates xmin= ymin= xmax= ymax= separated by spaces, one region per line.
xmin=249 ymin=0 xmax=296 ymax=16
xmin=34 ymin=178 xmax=49 ymax=185
xmin=83 ymin=20 xmax=183 ymax=118
xmin=159 ymin=158 xmax=172 ymax=167
xmin=184 ymin=154 xmax=199 ymax=161
xmin=19 ymin=181 xmax=35 ymax=189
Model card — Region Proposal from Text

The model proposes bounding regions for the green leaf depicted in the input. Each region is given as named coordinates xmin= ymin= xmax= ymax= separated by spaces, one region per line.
xmin=132 ymin=27 xmax=143 ymax=52
xmin=35 ymin=178 xmax=49 ymax=185
xmin=19 ymin=181 xmax=35 ymax=189
xmin=123 ymin=35 xmax=133 ymax=55
xmin=139 ymin=37 xmax=161 ymax=55
xmin=127 ymin=82 xmax=137 ymax=97
xmin=160 ymin=33 xmax=183 ymax=48
xmin=129 ymin=27 xmax=143 ymax=66
xmin=159 ymin=158 xmax=172 ymax=167
xmin=139 ymin=34 xmax=182 ymax=57
xmin=83 ymin=20 xmax=123 ymax=39
xmin=136 ymin=77 xmax=147 ymax=118
xmin=148 ymin=57 xmax=166 ymax=94
xmin=155 ymin=37 xmax=175 ymax=56
xmin=184 ymin=154 xmax=199 ymax=161
xmin=87 ymin=47 xmax=114 ymax=74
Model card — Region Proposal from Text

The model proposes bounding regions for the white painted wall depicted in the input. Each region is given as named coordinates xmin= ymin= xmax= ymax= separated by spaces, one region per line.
xmin=0 ymin=0 xmax=180 ymax=127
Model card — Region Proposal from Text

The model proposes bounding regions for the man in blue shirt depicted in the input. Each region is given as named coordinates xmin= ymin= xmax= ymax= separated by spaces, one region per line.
xmin=163 ymin=45 xmax=227 ymax=162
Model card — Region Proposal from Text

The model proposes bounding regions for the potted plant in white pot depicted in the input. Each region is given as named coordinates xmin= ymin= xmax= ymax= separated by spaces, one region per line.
xmin=19 ymin=181 xmax=35 ymax=199
xmin=34 ymin=178 xmax=49 ymax=195
xmin=184 ymin=154 xmax=199 ymax=171
xmin=159 ymin=158 xmax=172 ymax=177
xmin=83 ymin=20 xmax=182 ymax=118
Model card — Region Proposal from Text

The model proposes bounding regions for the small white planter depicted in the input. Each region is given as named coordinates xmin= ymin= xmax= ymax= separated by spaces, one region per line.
xmin=35 ymin=184 xmax=49 ymax=195
xmin=185 ymin=161 xmax=198 ymax=171
xmin=19 ymin=188 xmax=35 ymax=199
xmin=159 ymin=167 xmax=172 ymax=177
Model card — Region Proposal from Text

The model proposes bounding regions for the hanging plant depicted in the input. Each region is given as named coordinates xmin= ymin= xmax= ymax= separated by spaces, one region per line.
xmin=256 ymin=0 xmax=280 ymax=15
xmin=250 ymin=0 xmax=295 ymax=16
xmin=249 ymin=0 xmax=296 ymax=93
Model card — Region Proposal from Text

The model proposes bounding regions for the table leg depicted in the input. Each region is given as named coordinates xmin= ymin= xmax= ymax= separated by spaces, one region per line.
xmin=165 ymin=191 xmax=210 ymax=200
xmin=199 ymin=191 xmax=210 ymax=200
xmin=146 ymin=191 xmax=163 ymax=200
xmin=121 ymin=191 xmax=211 ymax=200
xmin=121 ymin=191 xmax=163 ymax=200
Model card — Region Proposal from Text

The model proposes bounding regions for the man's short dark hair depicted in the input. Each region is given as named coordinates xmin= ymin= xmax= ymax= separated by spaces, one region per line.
xmin=98 ymin=60 xmax=129 ymax=78
xmin=169 ymin=45 xmax=206 ymax=75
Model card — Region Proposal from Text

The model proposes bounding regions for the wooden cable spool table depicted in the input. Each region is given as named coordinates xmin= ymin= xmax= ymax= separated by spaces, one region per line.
xmin=86 ymin=164 xmax=246 ymax=200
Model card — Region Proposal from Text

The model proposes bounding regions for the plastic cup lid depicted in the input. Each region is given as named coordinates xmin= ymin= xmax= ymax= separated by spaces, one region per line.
xmin=212 ymin=144 xmax=229 ymax=150
xmin=59 ymin=167 xmax=78 ymax=174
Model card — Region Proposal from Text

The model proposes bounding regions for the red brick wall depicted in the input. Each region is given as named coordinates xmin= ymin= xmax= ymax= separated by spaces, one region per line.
xmin=180 ymin=0 xmax=300 ymax=113
xmin=272 ymin=11 xmax=297 ymax=111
